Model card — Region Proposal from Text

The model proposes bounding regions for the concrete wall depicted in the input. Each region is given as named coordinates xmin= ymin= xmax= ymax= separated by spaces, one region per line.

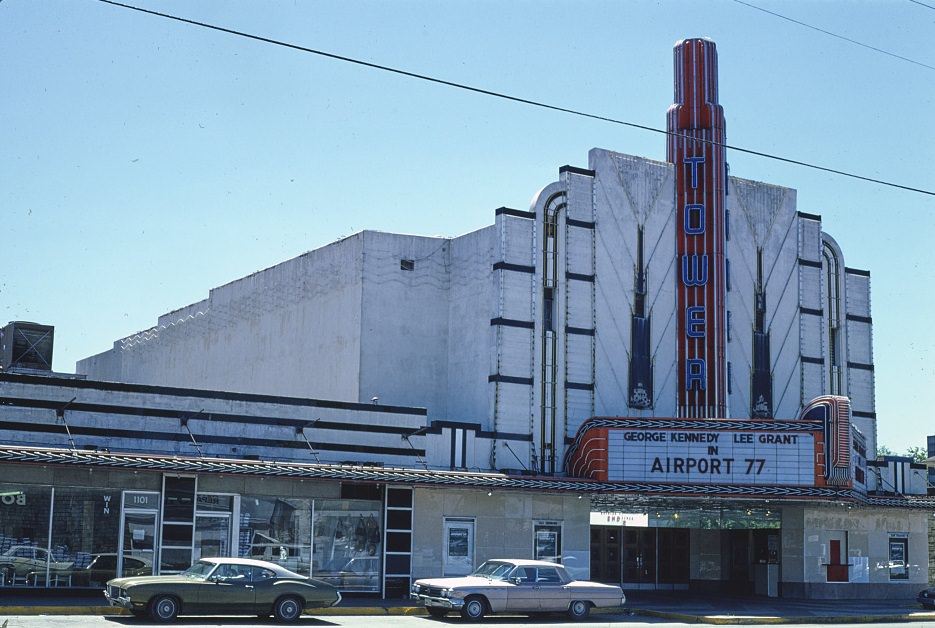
xmin=0 ymin=374 xmax=428 ymax=466
xmin=78 ymin=234 xmax=368 ymax=403
xmin=357 ymin=231 xmax=454 ymax=414
xmin=781 ymin=505 xmax=929 ymax=598
xmin=447 ymin=225 xmax=497 ymax=428
xmin=410 ymin=487 xmax=591 ymax=580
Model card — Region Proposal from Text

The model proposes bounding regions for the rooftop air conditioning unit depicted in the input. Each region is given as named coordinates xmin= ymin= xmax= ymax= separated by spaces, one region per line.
xmin=0 ymin=321 xmax=54 ymax=371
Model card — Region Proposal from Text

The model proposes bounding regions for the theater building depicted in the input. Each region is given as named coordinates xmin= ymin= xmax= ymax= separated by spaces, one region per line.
xmin=1 ymin=38 xmax=932 ymax=600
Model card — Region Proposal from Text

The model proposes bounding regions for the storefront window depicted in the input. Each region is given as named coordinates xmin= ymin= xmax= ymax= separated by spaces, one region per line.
xmin=194 ymin=493 xmax=234 ymax=561
xmin=50 ymin=487 xmax=122 ymax=587
xmin=313 ymin=499 xmax=382 ymax=590
xmin=238 ymin=496 xmax=312 ymax=575
xmin=0 ymin=485 xmax=129 ymax=588
xmin=0 ymin=485 xmax=52 ymax=586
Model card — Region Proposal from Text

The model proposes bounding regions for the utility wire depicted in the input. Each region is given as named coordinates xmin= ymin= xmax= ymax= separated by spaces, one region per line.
xmin=732 ymin=0 xmax=935 ymax=72
xmin=97 ymin=0 xmax=934 ymax=197
xmin=908 ymin=0 xmax=935 ymax=10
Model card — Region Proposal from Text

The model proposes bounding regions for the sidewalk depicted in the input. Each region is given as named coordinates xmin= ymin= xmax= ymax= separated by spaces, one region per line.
xmin=2 ymin=590 xmax=935 ymax=623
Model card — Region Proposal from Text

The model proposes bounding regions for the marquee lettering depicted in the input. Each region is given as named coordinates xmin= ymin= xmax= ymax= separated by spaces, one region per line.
xmin=686 ymin=306 xmax=705 ymax=338
xmin=684 ymin=204 xmax=705 ymax=234
xmin=651 ymin=456 xmax=734 ymax=474
xmin=681 ymin=254 xmax=708 ymax=286
xmin=684 ymin=156 xmax=705 ymax=189
xmin=670 ymin=39 xmax=727 ymax=414
xmin=680 ymin=154 xmax=711 ymax=395
xmin=686 ymin=359 xmax=706 ymax=390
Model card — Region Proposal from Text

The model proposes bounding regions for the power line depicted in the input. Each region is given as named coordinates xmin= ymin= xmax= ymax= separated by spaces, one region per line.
xmin=732 ymin=0 xmax=935 ymax=72
xmin=908 ymin=0 xmax=935 ymax=10
xmin=97 ymin=0 xmax=934 ymax=197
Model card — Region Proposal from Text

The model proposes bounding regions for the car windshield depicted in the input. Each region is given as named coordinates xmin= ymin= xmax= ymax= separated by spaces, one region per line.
xmin=180 ymin=560 xmax=218 ymax=580
xmin=471 ymin=561 xmax=514 ymax=580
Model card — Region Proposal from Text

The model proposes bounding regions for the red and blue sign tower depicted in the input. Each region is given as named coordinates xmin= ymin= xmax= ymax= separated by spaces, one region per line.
xmin=666 ymin=38 xmax=727 ymax=418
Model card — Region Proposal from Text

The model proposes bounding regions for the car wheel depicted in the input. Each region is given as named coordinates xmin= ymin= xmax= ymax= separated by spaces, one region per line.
xmin=426 ymin=607 xmax=448 ymax=618
xmin=273 ymin=595 xmax=304 ymax=622
xmin=460 ymin=596 xmax=486 ymax=621
xmin=568 ymin=599 xmax=591 ymax=620
xmin=149 ymin=595 xmax=180 ymax=622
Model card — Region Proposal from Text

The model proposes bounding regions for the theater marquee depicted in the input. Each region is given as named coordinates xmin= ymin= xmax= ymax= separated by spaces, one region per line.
xmin=565 ymin=396 xmax=853 ymax=491
xmin=608 ymin=428 xmax=815 ymax=485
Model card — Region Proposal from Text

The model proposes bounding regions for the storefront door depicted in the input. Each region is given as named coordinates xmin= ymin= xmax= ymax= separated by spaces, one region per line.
xmin=622 ymin=528 xmax=656 ymax=589
xmin=118 ymin=491 xmax=159 ymax=578
xmin=622 ymin=528 xmax=690 ymax=590
xmin=590 ymin=526 xmax=621 ymax=583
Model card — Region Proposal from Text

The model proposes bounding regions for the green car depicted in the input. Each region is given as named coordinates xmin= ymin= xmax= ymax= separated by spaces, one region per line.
xmin=105 ymin=556 xmax=341 ymax=622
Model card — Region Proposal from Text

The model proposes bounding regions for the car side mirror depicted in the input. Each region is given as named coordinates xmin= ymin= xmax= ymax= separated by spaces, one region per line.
xmin=511 ymin=576 xmax=522 ymax=584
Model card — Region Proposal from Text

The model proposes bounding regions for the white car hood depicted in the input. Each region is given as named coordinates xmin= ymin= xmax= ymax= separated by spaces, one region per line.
xmin=415 ymin=575 xmax=505 ymax=588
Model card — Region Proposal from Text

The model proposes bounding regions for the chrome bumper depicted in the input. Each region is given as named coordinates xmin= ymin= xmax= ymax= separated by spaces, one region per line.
xmin=104 ymin=592 xmax=133 ymax=610
xmin=411 ymin=593 xmax=464 ymax=610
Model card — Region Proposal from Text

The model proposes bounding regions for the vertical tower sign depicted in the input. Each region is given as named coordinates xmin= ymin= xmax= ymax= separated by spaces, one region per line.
xmin=666 ymin=38 xmax=727 ymax=418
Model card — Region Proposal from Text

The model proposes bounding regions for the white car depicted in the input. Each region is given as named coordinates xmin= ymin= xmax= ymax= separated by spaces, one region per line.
xmin=0 ymin=545 xmax=73 ymax=582
xmin=411 ymin=558 xmax=625 ymax=621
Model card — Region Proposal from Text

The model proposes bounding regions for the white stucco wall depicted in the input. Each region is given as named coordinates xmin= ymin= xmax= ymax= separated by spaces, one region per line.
xmin=78 ymin=234 xmax=368 ymax=402
xmin=590 ymin=150 xmax=677 ymax=418
xmin=725 ymin=178 xmax=801 ymax=420
xmin=357 ymin=231 xmax=452 ymax=414
xmin=447 ymin=225 xmax=497 ymax=427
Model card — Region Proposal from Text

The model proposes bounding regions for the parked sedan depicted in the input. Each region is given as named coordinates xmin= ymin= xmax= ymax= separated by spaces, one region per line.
xmin=919 ymin=587 xmax=935 ymax=609
xmin=316 ymin=556 xmax=380 ymax=590
xmin=105 ymin=556 xmax=341 ymax=622
xmin=72 ymin=553 xmax=152 ymax=587
xmin=0 ymin=545 xmax=73 ymax=583
xmin=411 ymin=558 xmax=625 ymax=621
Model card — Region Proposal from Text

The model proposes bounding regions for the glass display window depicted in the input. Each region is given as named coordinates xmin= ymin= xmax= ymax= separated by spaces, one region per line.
xmin=0 ymin=485 xmax=131 ymax=588
xmin=50 ymin=487 xmax=123 ymax=587
xmin=238 ymin=496 xmax=312 ymax=575
xmin=0 ymin=486 xmax=53 ymax=586
xmin=312 ymin=499 xmax=382 ymax=591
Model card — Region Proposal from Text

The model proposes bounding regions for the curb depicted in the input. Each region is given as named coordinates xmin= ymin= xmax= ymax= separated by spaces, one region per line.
xmin=631 ymin=608 xmax=935 ymax=625
xmin=3 ymin=604 xmax=934 ymax=623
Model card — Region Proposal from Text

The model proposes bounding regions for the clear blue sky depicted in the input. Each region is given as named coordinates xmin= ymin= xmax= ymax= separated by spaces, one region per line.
xmin=2 ymin=1 xmax=932 ymax=453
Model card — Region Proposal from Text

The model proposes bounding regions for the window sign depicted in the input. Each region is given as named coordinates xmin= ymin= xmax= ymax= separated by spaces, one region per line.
xmin=888 ymin=535 xmax=908 ymax=580
xmin=534 ymin=520 xmax=562 ymax=563
xmin=443 ymin=518 xmax=474 ymax=576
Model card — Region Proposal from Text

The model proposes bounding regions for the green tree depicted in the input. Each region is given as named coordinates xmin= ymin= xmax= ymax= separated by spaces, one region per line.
xmin=877 ymin=445 xmax=895 ymax=457
xmin=876 ymin=445 xmax=929 ymax=462
xmin=906 ymin=446 xmax=928 ymax=463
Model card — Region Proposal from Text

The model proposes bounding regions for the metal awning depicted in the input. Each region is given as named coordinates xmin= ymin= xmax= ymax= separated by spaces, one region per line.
xmin=1 ymin=445 xmax=934 ymax=510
